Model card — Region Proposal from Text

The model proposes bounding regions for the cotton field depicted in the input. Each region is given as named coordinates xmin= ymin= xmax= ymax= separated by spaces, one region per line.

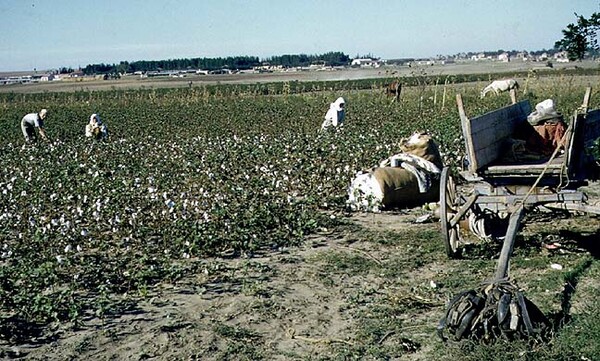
xmin=0 ymin=78 xmax=597 ymax=345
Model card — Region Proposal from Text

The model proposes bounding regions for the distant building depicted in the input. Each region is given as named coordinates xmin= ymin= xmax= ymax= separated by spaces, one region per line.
xmin=554 ymin=51 xmax=570 ymax=63
xmin=498 ymin=53 xmax=510 ymax=62
xmin=351 ymin=58 xmax=383 ymax=68
xmin=515 ymin=52 xmax=529 ymax=61
xmin=471 ymin=53 xmax=486 ymax=61
xmin=69 ymin=70 xmax=85 ymax=78
xmin=40 ymin=74 xmax=59 ymax=82
xmin=537 ymin=53 xmax=549 ymax=61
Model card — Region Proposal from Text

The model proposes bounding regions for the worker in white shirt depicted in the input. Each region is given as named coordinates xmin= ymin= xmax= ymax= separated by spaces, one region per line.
xmin=21 ymin=108 xmax=48 ymax=143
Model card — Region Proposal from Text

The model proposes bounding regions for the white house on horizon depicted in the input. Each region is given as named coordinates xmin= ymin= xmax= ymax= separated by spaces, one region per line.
xmin=498 ymin=53 xmax=510 ymax=62
xmin=351 ymin=58 xmax=383 ymax=68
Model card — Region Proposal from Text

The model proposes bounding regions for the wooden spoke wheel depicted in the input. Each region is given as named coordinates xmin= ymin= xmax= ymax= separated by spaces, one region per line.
xmin=440 ymin=167 xmax=463 ymax=258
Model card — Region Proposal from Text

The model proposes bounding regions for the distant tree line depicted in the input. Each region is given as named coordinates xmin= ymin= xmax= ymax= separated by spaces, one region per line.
xmin=82 ymin=56 xmax=260 ymax=75
xmin=263 ymin=52 xmax=350 ymax=67
xmin=82 ymin=51 xmax=351 ymax=75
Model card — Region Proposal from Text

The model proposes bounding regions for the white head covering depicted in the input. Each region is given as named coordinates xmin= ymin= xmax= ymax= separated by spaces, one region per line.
xmin=535 ymin=99 xmax=558 ymax=116
xmin=90 ymin=113 xmax=102 ymax=125
xmin=332 ymin=97 xmax=345 ymax=111
xmin=527 ymin=99 xmax=560 ymax=125
xmin=39 ymin=109 xmax=47 ymax=119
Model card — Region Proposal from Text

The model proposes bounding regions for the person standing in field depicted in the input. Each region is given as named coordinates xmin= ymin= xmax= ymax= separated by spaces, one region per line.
xmin=85 ymin=113 xmax=109 ymax=140
xmin=21 ymin=108 xmax=49 ymax=143
xmin=321 ymin=97 xmax=346 ymax=130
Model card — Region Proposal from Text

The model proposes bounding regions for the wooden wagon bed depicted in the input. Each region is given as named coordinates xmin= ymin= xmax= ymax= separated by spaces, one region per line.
xmin=440 ymin=88 xmax=600 ymax=259
xmin=457 ymin=92 xmax=600 ymax=186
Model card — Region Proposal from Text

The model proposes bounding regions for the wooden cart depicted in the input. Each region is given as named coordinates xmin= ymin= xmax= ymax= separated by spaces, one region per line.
xmin=440 ymin=88 xmax=600 ymax=278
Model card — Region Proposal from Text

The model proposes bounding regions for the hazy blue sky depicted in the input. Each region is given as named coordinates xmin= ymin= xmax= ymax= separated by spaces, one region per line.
xmin=0 ymin=0 xmax=598 ymax=71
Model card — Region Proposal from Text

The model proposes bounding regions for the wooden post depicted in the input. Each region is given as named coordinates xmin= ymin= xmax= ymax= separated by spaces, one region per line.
xmin=456 ymin=94 xmax=477 ymax=172
xmin=582 ymin=87 xmax=592 ymax=113
xmin=442 ymin=77 xmax=449 ymax=110
xmin=494 ymin=205 xmax=525 ymax=280
xmin=509 ymin=88 xmax=517 ymax=104
xmin=433 ymin=78 xmax=439 ymax=105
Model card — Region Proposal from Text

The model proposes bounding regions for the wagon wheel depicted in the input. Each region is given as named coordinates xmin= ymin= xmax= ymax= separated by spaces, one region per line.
xmin=440 ymin=167 xmax=463 ymax=258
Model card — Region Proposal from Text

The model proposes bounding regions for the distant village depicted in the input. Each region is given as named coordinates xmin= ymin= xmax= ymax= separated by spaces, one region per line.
xmin=0 ymin=50 xmax=575 ymax=86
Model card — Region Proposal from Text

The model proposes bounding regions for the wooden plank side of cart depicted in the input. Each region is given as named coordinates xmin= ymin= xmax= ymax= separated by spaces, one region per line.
xmin=583 ymin=109 xmax=600 ymax=147
xmin=457 ymin=96 xmax=531 ymax=174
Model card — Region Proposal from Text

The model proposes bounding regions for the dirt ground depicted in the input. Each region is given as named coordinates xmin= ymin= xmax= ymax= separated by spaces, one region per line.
xmin=2 ymin=211 xmax=444 ymax=360
xmin=5 ymin=181 xmax=599 ymax=360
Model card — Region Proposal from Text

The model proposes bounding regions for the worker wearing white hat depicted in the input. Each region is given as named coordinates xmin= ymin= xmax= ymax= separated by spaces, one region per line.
xmin=21 ymin=108 xmax=48 ymax=143
xmin=321 ymin=97 xmax=346 ymax=131
xmin=85 ymin=113 xmax=109 ymax=140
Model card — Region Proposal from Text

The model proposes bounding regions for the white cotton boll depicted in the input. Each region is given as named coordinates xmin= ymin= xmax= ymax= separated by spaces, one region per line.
xmin=64 ymin=245 xmax=72 ymax=253
xmin=56 ymin=255 xmax=64 ymax=264
xmin=76 ymin=245 xmax=82 ymax=252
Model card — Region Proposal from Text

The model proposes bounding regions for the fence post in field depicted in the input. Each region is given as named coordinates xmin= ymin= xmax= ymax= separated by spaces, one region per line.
xmin=434 ymin=77 xmax=439 ymax=106
xmin=510 ymin=88 xmax=517 ymax=104
xmin=442 ymin=77 xmax=449 ymax=110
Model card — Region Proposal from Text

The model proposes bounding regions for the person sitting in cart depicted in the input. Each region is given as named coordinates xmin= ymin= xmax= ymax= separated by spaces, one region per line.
xmin=21 ymin=108 xmax=49 ymax=143
xmin=523 ymin=99 xmax=567 ymax=155
xmin=85 ymin=113 xmax=109 ymax=140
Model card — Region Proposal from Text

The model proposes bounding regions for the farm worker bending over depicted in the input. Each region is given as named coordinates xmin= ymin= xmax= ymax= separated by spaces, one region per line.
xmin=21 ymin=109 xmax=49 ymax=143
xmin=85 ymin=113 xmax=109 ymax=140
xmin=321 ymin=97 xmax=346 ymax=130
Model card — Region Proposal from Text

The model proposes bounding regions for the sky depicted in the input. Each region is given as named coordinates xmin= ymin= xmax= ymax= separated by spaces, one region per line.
xmin=0 ymin=0 xmax=598 ymax=72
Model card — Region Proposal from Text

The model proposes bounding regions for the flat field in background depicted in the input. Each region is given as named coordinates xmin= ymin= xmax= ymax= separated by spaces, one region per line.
xmin=0 ymin=67 xmax=599 ymax=360
xmin=1 ymin=59 xmax=598 ymax=94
